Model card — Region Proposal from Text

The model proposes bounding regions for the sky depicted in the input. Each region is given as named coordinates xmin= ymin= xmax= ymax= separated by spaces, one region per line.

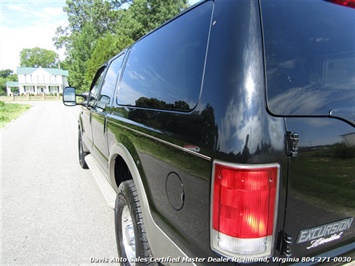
xmin=0 ymin=0 xmax=67 ymax=71
xmin=0 ymin=0 xmax=201 ymax=72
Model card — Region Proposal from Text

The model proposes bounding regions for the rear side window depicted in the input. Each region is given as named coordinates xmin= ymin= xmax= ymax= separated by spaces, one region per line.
xmin=117 ymin=1 xmax=213 ymax=111
xmin=262 ymin=0 xmax=355 ymax=116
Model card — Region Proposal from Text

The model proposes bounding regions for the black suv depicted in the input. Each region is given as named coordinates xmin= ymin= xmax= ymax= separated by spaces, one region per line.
xmin=63 ymin=0 xmax=355 ymax=264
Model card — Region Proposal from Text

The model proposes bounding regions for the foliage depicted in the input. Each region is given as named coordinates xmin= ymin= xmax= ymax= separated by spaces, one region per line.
xmin=20 ymin=47 xmax=59 ymax=68
xmin=66 ymin=23 xmax=99 ymax=90
xmin=0 ymin=77 xmax=7 ymax=96
xmin=0 ymin=69 xmax=18 ymax=96
xmin=54 ymin=0 xmax=188 ymax=93
xmin=115 ymin=0 xmax=188 ymax=43
xmin=85 ymin=34 xmax=134 ymax=86
xmin=54 ymin=0 xmax=123 ymax=92
xmin=0 ymin=69 xmax=13 ymax=78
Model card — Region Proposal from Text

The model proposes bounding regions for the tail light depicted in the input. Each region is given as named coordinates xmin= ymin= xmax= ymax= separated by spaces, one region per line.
xmin=325 ymin=0 xmax=355 ymax=8
xmin=211 ymin=161 xmax=280 ymax=259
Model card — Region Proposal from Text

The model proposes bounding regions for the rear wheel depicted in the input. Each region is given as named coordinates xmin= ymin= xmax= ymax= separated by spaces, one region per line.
xmin=78 ymin=130 xmax=89 ymax=169
xmin=115 ymin=180 xmax=154 ymax=266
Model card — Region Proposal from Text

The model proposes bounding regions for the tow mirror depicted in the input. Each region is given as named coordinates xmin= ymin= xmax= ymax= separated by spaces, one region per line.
xmin=63 ymin=87 xmax=77 ymax=106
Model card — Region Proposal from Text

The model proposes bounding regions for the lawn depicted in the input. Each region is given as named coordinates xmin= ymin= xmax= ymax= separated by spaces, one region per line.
xmin=0 ymin=101 xmax=31 ymax=128
xmin=291 ymin=149 xmax=355 ymax=211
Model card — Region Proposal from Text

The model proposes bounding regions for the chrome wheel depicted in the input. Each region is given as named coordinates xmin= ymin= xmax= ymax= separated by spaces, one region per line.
xmin=122 ymin=205 xmax=136 ymax=265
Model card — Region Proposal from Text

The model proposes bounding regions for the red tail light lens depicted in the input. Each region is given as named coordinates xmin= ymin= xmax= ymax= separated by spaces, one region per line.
xmin=211 ymin=161 xmax=279 ymax=258
xmin=325 ymin=0 xmax=355 ymax=8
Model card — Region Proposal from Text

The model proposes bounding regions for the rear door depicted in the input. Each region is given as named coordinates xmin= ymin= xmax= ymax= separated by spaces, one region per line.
xmin=261 ymin=0 xmax=355 ymax=259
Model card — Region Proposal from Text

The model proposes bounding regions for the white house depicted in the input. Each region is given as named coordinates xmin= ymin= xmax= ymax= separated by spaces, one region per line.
xmin=6 ymin=67 xmax=69 ymax=95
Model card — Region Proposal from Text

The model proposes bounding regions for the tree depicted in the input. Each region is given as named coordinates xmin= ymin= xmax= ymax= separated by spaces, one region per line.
xmin=0 ymin=69 xmax=13 ymax=78
xmin=54 ymin=0 xmax=124 ymax=92
xmin=54 ymin=0 xmax=188 ymax=92
xmin=53 ymin=0 xmax=123 ymax=51
xmin=146 ymin=0 xmax=189 ymax=30
xmin=84 ymin=33 xmax=133 ymax=87
xmin=116 ymin=0 xmax=188 ymax=41
xmin=67 ymin=23 xmax=98 ymax=91
xmin=0 ymin=69 xmax=17 ymax=96
xmin=20 ymin=47 xmax=59 ymax=68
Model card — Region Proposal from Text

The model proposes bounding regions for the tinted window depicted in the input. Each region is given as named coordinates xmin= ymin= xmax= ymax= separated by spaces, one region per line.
xmin=117 ymin=1 xmax=213 ymax=111
xmin=262 ymin=0 xmax=355 ymax=116
xmin=89 ymin=66 xmax=106 ymax=105
xmin=90 ymin=67 xmax=106 ymax=102
xmin=99 ymin=54 xmax=125 ymax=104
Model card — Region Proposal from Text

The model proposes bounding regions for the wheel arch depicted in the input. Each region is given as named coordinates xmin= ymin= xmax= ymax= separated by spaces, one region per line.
xmin=110 ymin=152 xmax=133 ymax=192
xmin=108 ymin=143 xmax=144 ymax=194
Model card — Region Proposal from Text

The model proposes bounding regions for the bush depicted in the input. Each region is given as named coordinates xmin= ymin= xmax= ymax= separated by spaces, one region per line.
xmin=0 ymin=116 xmax=10 ymax=122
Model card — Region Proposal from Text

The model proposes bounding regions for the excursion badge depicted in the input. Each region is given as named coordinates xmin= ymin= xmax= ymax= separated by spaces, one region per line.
xmin=297 ymin=217 xmax=353 ymax=249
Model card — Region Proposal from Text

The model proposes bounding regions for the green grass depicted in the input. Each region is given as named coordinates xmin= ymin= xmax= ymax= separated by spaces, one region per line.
xmin=0 ymin=101 xmax=31 ymax=128
xmin=291 ymin=150 xmax=355 ymax=211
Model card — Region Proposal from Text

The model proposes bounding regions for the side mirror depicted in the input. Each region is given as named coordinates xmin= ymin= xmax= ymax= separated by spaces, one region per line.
xmin=63 ymin=87 xmax=77 ymax=106
xmin=96 ymin=95 xmax=110 ymax=110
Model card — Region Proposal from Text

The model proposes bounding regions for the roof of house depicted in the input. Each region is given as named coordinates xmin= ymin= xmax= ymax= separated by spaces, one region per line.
xmin=6 ymin=81 xmax=19 ymax=87
xmin=17 ymin=67 xmax=69 ymax=76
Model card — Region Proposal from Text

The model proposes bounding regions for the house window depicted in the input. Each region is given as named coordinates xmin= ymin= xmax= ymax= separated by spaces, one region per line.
xmin=24 ymin=86 xmax=35 ymax=92
xmin=49 ymin=86 xmax=59 ymax=93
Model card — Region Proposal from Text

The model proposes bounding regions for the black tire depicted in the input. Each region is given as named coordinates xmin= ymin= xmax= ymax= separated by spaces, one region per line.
xmin=78 ymin=130 xmax=89 ymax=169
xmin=115 ymin=180 xmax=154 ymax=266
